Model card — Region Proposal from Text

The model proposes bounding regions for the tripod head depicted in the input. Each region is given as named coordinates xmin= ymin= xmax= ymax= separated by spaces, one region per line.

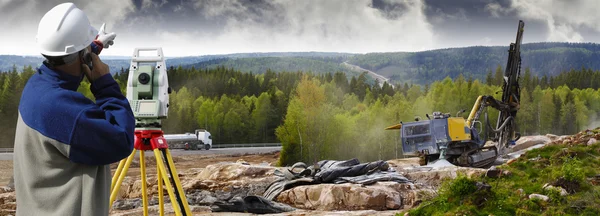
xmin=126 ymin=48 xmax=171 ymax=130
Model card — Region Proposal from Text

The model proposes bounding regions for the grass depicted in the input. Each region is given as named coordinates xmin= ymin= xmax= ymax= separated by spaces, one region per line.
xmin=401 ymin=132 xmax=600 ymax=216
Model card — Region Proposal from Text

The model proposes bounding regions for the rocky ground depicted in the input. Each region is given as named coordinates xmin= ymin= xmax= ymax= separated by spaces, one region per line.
xmin=0 ymin=135 xmax=562 ymax=216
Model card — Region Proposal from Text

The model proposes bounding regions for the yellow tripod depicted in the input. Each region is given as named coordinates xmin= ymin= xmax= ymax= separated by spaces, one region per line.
xmin=110 ymin=129 xmax=191 ymax=216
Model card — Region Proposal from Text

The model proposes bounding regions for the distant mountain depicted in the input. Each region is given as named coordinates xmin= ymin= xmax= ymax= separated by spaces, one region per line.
xmin=186 ymin=56 xmax=353 ymax=74
xmin=0 ymin=55 xmax=42 ymax=72
xmin=1 ymin=52 xmax=354 ymax=74
xmin=346 ymin=42 xmax=600 ymax=85
xmin=2 ymin=43 xmax=600 ymax=85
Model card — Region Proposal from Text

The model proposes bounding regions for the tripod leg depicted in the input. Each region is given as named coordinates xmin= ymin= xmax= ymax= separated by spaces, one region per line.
xmin=158 ymin=166 xmax=164 ymax=216
xmin=163 ymin=148 xmax=192 ymax=216
xmin=111 ymin=156 xmax=127 ymax=192
xmin=110 ymin=149 xmax=137 ymax=208
xmin=153 ymin=149 xmax=183 ymax=216
xmin=140 ymin=150 xmax=149 ymax=216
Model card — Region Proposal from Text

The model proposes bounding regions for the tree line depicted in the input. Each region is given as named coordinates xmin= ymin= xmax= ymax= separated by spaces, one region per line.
xmin=347 ymin=42 xmax=600 ymax=85
xmin=1 ymin=65 xmax=600 ymax=155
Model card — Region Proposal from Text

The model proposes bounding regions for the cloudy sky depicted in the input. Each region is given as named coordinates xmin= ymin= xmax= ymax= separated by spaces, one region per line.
xmin=0 ymin=0 xmax=598 ymax=57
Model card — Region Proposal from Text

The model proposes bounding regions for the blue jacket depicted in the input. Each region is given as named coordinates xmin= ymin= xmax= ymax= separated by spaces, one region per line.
xmin=13 ymin=57 xmax=135 ymax=215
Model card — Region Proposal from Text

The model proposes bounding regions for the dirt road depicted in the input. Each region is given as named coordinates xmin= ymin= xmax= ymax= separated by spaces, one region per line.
xmin=342 ymin=62 xmax=391 ymax=87
xmin=0 ymin=147 xmax=281 ymax=186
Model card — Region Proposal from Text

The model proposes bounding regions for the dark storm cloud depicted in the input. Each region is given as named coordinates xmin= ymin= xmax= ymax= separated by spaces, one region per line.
xmin=370 ymin=0 xmax=410 ymax=19
xmin=0 ymin=0 xmax=598 ymax=56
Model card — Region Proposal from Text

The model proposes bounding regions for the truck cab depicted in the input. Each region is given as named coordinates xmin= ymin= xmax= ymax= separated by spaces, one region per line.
xmin=195 ymin=129 xmax=213 ymax=150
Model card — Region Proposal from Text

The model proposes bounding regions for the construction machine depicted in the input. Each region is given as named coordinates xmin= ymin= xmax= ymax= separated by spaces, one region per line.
xmin=385 ymin=20 xmax=525 ymax=168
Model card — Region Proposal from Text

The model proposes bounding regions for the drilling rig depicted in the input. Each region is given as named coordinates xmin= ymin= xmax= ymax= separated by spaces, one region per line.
xmin=385 ymin=20 xmax=525 ymax=168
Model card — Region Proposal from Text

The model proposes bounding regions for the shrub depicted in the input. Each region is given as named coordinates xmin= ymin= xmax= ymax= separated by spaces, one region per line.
xmin=561 ymin=157 xmax=585 ymax=183
xmin=439 ymin=175 xmax=478 ymax=200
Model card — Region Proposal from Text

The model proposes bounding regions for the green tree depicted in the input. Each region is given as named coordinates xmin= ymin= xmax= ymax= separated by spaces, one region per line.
xmin=494 ymin=65 xmax=504 ymax=86
xmin=252 ymin=92 xmax=273 ymax=142
xmin=539 ymin=91 xmax=556 ymax=134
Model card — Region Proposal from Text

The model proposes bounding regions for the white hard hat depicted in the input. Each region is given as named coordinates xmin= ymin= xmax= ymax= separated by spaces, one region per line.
xmin=36 ymin=3 xmax=97 ymax=56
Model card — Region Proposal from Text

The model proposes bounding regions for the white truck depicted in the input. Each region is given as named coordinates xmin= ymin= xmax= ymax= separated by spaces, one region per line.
xmin=163 ymin=129 xmax=213 ymax=150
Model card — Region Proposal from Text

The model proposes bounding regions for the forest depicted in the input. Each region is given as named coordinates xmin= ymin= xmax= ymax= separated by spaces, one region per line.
xmin=1 ymin=65 xmax=600 ymax=166
xmin=3 ymin=42 xmax=600 ymax=87
xmin=347 ymin=42 xmax=600 ymax=85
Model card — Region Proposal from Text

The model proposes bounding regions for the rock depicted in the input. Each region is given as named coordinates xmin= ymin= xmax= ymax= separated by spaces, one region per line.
xmin=588 ymin=138 xmax=597 ymax=146
xmin=546 ymin=134 xmax=559 ymax=141
xmin=186 ymin=190 xmax=218 ymax=205
xmin=516 ymin=188 xmax=525 ymax=197
xmin=115 ymin=177 xmax=135 ymax=199
xmin=543 ymin=184 xmax=568 ymax=196
xmin=122 ymin=163 xmax=278 ymax=207
xmin=0 ymin=192 xmax=15 ymax=205
xmin=6 ymin=177 xmax=14 ymax=191
xmin=512 ymin=136 xmax=551 ymax=153
xmin=404 ymin=167 xmax=486 ymax=188
xmin=178 ymin=163 xmax=279 ymax=206
xmin=277 ymin=182 xmax=410 ymax=211
xmin=0 ymin=202 xmax=16 ymax=210
xmin=485 ymin=166 xmax=505 ymax=178
xmin=191 ymin=162 xmax=276 ymax=182
xmin=112 ymin=198 xmax=142 ymax=210
xmin=236 ymin=159 xmax=249 ymax=165
xmin=382 ymin=182 xmax=436 ymax=208
xmin=0 ymin=186 xmax=13 ymax=194
xmin=0 ymin=209 xmax=15 ymax=215
xmin=387 ymin=158 xmax=421 ymax=171
xmin=528 ymin=194 xmax=549 ymax=202
xmin=127 ymin=177 xmax=160 ymax=199
xmin=476 ymin=182 xmax=491 ymax=192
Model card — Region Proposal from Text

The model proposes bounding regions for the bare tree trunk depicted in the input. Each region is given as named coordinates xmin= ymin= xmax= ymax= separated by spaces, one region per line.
xmin=297 ymin=124 xmax=303 ymax=161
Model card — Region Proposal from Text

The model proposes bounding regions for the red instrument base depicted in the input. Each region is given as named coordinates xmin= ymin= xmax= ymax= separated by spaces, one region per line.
xmin=133 ymin=130 xmax=169 ymax=151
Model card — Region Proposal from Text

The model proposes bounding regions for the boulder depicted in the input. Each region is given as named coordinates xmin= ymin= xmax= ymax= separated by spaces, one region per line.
xmin=276 ymin=181 xmax=434 ymax=211
xmin=182 ymin=163 xmax=278 ymax=195
xmin=511 ymin=135 xmax=551 ymax=153
xmin=191 ymin=162 xmax=277 ymax=182
xmin=588 ymin=138 xmax=597 ymax=146
xmin=404 ymin=167 xmax=486 ymax=188
xmin=276 ymin=182 xmax=408 ymax=211
xmin=543 ymin=184 xmax=568 ymax=196
xmin=529 ymin=194 xmax=549 ymax=202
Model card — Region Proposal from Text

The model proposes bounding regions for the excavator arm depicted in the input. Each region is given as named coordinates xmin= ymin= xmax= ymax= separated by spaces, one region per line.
xmin=467 ymin=20 xmax=525 ymax=154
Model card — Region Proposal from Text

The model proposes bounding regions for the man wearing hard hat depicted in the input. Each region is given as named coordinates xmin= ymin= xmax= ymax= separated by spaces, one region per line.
xmin=13 ymin=2 xmax=135 ymax=215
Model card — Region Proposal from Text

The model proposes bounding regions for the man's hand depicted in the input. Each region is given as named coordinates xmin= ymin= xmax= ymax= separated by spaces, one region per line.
xmin=96 ymin=23 xmax=116 ymax=49
xmin=81 ymin=52 xmax=109 ymax=82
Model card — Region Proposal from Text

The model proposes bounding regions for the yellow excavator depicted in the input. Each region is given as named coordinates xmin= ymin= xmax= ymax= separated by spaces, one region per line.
xmin=386 ymin=20 xmax=525 ymax=168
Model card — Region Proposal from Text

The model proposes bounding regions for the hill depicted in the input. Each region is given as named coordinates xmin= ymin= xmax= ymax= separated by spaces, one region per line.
xmin=2 ymin=42 xmax=600 ymax=85
xmin=347 ymin=42 xmax=600 ymax=85
xmin=1 ymin=52 xmax=354 ymax=75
